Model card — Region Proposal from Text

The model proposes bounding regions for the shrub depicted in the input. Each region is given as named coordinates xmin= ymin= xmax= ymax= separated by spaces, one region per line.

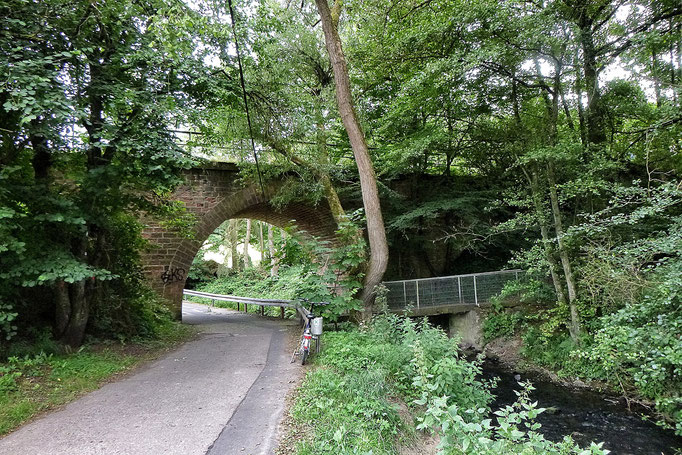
xmin=418 ymin=382 xmax=608 ymax=454
xmin=577 ymin=261 xmax=682 ymax=434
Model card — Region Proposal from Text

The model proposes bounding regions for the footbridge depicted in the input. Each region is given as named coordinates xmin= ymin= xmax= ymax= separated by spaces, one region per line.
xmin=382 ymin=269 xmax=522 ymax=317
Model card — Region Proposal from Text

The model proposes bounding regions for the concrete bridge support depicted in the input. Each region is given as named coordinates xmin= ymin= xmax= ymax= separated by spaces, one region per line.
xmin=449 ymin=309 xmax=484 ymax=350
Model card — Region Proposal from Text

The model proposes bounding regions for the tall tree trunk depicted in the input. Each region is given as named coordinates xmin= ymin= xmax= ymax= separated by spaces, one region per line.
xmin=60 ymin=280 xmax=89 ymax=348
xmin=259 ymin=221 xmax=264 ymax=264
xmin=56 ymin=236 xmax=91 ymax=348
xmin=54 ymin=281 xmax=71 ymax=337
xmin=243 ymin=219 xmax=252 ymax=269
xmin=229 ymin=219 xmax=240 ymax=271
xmin=546 ymin=162 xmax=582 ymax=342
xmin=651 ymin=50 xmax=662 ymax=107
xmin=271 ymin=230 xmax=286 ymax=277
xmin=532 ymin=58 xmax=582 ymax=342
xmin=268 ymin=225 xmax=278 ymax=277
xmin=29 ymin=123 xmax=51 ymax=182
xmin=315 ymin=0 xmax=389 ymax=318
xmin=577 ymin=12 xmax=606 ymax=145
xmin=524 ymin=168 xmax=569 ymax=307
xmin=574 ymin=52 xmax=588 ymax=147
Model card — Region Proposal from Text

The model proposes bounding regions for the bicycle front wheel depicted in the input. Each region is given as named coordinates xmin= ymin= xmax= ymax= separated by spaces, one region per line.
xmin=301 ymin=349 xmax=309 ymax=365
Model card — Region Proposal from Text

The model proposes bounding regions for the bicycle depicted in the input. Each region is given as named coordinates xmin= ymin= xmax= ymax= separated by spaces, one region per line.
xmin=291 ymin=298 xmax=328 ymax=365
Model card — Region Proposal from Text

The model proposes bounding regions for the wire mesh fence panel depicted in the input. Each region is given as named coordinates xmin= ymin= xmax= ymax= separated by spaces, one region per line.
xmin=404 ymin=280 xmax=418 ymax=308
xmin=382 ymin=270 xmax=523 ymax=311
xmin=475 ymin=271 xmax=518 ymax=303
xmin=385 ymin=282 xmax=406 ymax=309
xmin=460 ymin=276 xmax=476 ymax=304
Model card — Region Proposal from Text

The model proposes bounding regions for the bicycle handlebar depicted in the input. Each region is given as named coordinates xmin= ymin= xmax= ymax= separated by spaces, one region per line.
xmin=300 ymin=300 xmax=330 ymax=319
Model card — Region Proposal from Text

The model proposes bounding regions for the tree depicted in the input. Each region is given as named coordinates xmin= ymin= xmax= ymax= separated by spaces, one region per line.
xmin=315 ymin=0 xmax=389 ymax=316
xmin=0 ymin=0 xmax=202 ymax=347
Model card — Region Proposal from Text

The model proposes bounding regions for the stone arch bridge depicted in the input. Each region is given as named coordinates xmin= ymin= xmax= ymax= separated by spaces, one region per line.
xmin=141 ymin=163 xmax=339 ymax=319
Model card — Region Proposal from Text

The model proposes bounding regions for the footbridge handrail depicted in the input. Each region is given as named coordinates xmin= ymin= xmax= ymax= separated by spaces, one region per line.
xmin=381 ymin=269 xmax=523 ymax=311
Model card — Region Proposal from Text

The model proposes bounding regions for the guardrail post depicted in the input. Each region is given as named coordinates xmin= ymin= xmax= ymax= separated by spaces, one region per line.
xmin=403 ymin=281 xmax=407 ymax=307
xmin=416 ymin=280 xmax=420 ymax=309
xmin=473 ymin=275 xmax=478 ymax=305
xmin=237 ymin=303 xmax=240 ymax=312
xmin=280 ymin=306 xmax=285 ymax=319
xmin=245 ymin=303 xmax=248 ymax=313
xmin=457 ymin=277 xmax=462 ymax=304
xmin=260 ymin=305 xmax=264 ymax=316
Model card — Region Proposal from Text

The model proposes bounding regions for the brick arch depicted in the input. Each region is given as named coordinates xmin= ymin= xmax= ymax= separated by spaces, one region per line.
xmin=141 ymin=164 xmax=339 ymax=319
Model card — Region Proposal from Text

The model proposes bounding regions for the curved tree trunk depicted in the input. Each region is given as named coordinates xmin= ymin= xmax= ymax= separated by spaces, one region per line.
xmin=315 ymin=0 xmax=389 ymax=318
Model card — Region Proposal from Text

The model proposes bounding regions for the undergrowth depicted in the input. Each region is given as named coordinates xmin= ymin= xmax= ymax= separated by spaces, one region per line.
xmin=288 ymin=313 xmax=607 ymax=454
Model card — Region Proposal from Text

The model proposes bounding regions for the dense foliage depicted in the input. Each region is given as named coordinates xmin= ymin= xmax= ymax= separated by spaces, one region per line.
xmin=192 ymin=221 xmax=365 ymax=321
xmin=289 ymin=313 xmax=607 ymax=454
xmin=0 ymin=0 xmax=206 ymax=350
xmin=2 ymin=0 xmax=680 ymax=442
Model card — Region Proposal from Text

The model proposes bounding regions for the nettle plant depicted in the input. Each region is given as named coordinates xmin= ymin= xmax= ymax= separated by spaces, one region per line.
xmin=417 ymin=381 xmax=608 ymax=455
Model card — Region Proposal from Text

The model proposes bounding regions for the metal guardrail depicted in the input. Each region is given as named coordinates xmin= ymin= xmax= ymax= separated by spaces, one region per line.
xmin=183 ymin=289 xmax=296 ymax=307
xmin=182 ymin=289 xmax=310 ymax=319
xmin=382 ymin=269 xmax=523 ymax=310
xmin=184 ymin=268 xmax=523 ymax=318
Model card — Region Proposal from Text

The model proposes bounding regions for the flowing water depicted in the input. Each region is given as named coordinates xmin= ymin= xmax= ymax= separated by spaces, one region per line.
xmin=481 ymin=359 xmax=682 ymax=455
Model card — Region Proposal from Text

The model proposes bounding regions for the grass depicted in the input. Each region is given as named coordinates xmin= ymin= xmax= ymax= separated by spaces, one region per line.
xmin=287 ymin=333 xmax=410 ymax=455
xmin=0 ymin=322 xmax=196 ymax=436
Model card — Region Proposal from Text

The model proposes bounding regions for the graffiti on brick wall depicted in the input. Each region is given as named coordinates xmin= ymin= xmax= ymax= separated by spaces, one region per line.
xmin=160 ymin=266 xmax=186 ymax=284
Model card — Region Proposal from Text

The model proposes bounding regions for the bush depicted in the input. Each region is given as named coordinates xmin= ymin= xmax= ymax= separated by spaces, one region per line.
xmin=418 ymin=382 xmax=608 ymax=455
xmin=292 ymin=313 xmax=606 ymax=454
xmin=483 ymin=310 xmax=524 ymax=341
xmin=577 ymin=261 xmax=682 ymax=434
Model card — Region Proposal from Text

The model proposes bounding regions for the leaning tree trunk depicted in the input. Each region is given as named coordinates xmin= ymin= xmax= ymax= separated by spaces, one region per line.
xmin=524 ymin=168 xmax=569 ymax=307
xmin=315 ymin=0 xmax=389 ymax=318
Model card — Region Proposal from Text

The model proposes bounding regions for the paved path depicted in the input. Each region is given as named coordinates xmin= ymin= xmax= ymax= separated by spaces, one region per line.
xmin=0 ymin=302 xmax=299 ymax=455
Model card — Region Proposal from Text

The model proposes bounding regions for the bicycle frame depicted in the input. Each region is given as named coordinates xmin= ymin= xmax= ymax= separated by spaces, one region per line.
xmin=291 ymin=299 xmax=327 ymax=364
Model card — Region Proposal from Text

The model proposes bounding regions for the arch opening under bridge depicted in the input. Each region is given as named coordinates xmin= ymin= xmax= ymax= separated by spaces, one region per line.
xmin=140 ymin=164 xmax=340 ymax=319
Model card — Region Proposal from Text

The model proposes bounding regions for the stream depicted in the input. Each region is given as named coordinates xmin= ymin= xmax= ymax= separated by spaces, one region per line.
xmin=481 ymin=359 xmax=682 ymax=454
